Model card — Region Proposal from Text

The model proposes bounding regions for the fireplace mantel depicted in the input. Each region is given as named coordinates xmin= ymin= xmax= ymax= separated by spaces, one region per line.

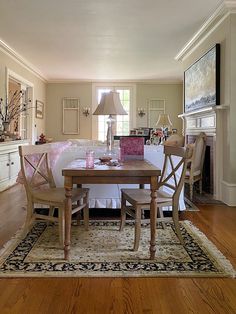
xmin=178 ymin=105 xmax=228 ymax=118
xmin=178 ymin=105 xmax=228 ymax=135
xmin=179 ymin=105 xmax=229 ymax=202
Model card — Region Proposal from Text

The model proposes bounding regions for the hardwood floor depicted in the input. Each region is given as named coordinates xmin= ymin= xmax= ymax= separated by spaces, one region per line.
xmin=0 ymin=185 xmax=236 ymax=314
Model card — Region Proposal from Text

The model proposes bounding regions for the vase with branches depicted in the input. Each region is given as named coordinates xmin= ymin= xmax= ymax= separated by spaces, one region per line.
xmin=0 ymin=90 xmax=29 ymax=133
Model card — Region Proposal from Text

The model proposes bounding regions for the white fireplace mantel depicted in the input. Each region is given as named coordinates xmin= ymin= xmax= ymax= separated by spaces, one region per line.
xmin=178 ymin=104 xmax=228 ymax=117
xmin=178 ymin=105 xmax=228 ymax=134
xmin=179 ymin=105 xmax=229 ymax=202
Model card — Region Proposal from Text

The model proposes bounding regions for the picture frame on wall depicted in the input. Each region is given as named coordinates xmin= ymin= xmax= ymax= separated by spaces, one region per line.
xmin=36 ymin=100 xmax=44 ymax=119
xmin=184 ymin=44 xmax=220 ymax=113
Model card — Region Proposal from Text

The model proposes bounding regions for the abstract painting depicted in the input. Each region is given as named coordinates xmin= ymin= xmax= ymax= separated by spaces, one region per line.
xmin=184 ymin=44 xmax=220 ymax=113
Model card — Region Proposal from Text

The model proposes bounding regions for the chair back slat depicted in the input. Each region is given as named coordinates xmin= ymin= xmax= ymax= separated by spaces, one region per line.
xmin=19 ymin=144 xmax=56 ymax=193
xmin=158 ymin=145 xmax=193 ymax=198
xmin=19 ymin=143 xmax=53 ymax=156
xmin=169 ymin=156 xmax=178 ymax=187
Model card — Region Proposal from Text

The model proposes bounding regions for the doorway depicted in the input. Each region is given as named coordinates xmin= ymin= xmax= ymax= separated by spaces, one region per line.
xmin=6 ymin=69 xmax=34 ymax=142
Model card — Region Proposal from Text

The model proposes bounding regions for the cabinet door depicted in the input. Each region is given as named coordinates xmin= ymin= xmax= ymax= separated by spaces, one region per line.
xmin=0 ymin=154 xmax=10 ymax=183
xmin=9 ymin=151 xmax=21 ymax=179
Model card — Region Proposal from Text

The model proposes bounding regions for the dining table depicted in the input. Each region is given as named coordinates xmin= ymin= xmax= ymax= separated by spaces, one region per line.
xmin=62 ymin=159 xmax=161 ymax=260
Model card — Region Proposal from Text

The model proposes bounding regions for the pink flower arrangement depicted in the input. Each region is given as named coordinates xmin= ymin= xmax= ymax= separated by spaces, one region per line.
xmin=152 ymin=130 xmax=164 ymax=137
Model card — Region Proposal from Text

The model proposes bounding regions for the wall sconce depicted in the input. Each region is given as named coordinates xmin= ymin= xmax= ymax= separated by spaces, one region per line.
xmin=137 ymin=108 xmax=146 ymax=117
xmin=82 ymin=107 xmax=90 ymax=117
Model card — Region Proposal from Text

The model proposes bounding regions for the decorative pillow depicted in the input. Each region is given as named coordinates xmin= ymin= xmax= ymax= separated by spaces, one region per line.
xmin=120 ymin=137 xmax=144 ymax=161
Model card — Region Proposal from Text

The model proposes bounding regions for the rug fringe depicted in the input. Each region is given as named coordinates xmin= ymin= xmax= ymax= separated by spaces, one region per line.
xmin=0 ymin=224 xmax=29 ymax=264
xmin=183 ymin=220 xmax=236 ymax=278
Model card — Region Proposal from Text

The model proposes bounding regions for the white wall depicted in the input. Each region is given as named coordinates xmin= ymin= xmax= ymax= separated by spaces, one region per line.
xmin=0 ymin=49 xmax=46 ymax=141
xmin=181 ymin=14 xmax=236 ymax=184
xmin=136 ymin=83 xmax=183 ymax=132
xmin=180 ymin=12 xmax=236 ymax=205
xmin=46 ymin=83 xmax=92 ymax=141
xmin=46 ymin=82 xmax=183 ymax=141
xmin=229 ymin=14 xmax=236 ymax=184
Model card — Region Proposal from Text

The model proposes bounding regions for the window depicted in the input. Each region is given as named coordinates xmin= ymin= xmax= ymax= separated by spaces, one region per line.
xmin=96 ymin=87 xmax=131 ymax=142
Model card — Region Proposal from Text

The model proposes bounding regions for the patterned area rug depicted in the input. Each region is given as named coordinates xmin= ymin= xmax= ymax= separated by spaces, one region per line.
xmin=0 ymin=220 xmax=235 ymax=278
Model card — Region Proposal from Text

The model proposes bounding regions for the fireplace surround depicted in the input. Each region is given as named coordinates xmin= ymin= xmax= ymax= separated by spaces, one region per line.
xmin=179 ymin=105 xmax=228 ymax=201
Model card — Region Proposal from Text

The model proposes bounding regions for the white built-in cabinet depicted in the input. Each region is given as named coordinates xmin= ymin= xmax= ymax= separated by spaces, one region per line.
xmin=0 ymin=140 xmax=29 ymax=192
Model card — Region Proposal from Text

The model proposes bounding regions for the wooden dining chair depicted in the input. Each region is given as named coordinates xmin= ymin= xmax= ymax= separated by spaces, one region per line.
xmin=119 ymin=145 xmax=192 ymax=251
xmin=184 ymin=132 xmax=207 ymax=200
xmin=19 ymin=144 xmax=89 ymax=246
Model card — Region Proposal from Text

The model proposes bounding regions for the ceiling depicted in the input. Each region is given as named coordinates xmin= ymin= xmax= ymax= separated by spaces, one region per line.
xmin=0 ymin=0 xmax=223 ymax=81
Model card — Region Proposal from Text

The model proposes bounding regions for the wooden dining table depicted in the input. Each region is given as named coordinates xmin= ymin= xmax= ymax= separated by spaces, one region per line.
xmin=62 ymin=159 xmax=161 ymax=260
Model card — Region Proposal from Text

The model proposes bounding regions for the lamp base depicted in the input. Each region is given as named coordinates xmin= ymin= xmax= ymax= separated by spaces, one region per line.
xmin=106 ymin=115 xmax=115 ymax=153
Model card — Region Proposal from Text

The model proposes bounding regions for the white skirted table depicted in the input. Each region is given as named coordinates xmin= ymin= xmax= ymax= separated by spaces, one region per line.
xmin=53 ymin=143 xmax=186 ymax=211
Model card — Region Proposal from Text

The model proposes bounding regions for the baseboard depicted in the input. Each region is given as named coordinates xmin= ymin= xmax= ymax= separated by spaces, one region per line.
xmin=221 ymin=181 xmax=236 ymax=206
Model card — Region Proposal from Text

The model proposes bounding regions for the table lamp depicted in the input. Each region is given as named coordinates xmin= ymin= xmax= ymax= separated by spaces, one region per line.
xmin=156 ymin=113 xmax=172 ymax=143
xmin=93 ymin=91 xmax=127 ymax=153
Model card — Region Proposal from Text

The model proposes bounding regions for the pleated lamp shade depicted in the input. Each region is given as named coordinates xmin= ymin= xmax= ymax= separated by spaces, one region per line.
xmin=93 ymin=91 xmax=127 ymax=116
xmin=156 ymin=113 xmax=173 ymax=128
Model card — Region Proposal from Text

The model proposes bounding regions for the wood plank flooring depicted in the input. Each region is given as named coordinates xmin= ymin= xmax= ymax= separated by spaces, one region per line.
xmin=0 ymin=185 xmax=236 ymax=314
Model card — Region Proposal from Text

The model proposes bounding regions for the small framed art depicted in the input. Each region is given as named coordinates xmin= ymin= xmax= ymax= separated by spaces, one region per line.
xmin=36 ymin=100 xmax=44 ymax=119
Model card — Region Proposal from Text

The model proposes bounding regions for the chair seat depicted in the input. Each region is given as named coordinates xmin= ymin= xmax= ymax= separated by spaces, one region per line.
xmin=121 ymin=188 xmax=172 ymax=205
xmin=33 ymin=187 xmax=89 ymax=205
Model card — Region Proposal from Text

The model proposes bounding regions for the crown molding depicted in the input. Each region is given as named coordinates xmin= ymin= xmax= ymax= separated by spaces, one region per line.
xmin=0 ymin=39 xmax=47 ymax=83
xmin=47 ymin=78 xmax=182 ymax=84
xmin=175 ymin=0 xmax=236 ymax=61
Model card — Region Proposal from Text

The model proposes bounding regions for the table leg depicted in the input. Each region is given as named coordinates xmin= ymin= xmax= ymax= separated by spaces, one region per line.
xmin=150 ymin=176 xmax=158 ymax=259
xmin=64 ymin=176 xmax=73 ymax=260
xmin=139 ymin=184 xmax=145 ymax=219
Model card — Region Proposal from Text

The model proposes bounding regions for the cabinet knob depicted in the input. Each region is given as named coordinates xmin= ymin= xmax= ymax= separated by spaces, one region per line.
xmin=6 ymin=163 xmax=10 ymax=166
xmin=11 ymin=162 xmax=14 ymax=165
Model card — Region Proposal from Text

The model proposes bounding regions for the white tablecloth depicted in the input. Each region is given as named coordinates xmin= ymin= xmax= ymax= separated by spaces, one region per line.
xmin=53 ymin=144 xmax=186 ymax=210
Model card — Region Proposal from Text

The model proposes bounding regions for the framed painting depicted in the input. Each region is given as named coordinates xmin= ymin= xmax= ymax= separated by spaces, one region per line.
xmin=36 ymin=100 xmax=44 ymax=119
xmin=184 ymin=44 xmax=220 ymax=113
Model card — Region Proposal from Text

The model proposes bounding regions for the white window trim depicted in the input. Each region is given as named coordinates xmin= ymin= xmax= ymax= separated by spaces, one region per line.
xmin=91 ymin=83 xmax=136 ymax=140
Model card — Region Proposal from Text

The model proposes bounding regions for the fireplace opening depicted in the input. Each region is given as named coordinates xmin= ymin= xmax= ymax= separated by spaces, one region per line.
xmin=202 ymin=145 xmax=212 ymax=194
